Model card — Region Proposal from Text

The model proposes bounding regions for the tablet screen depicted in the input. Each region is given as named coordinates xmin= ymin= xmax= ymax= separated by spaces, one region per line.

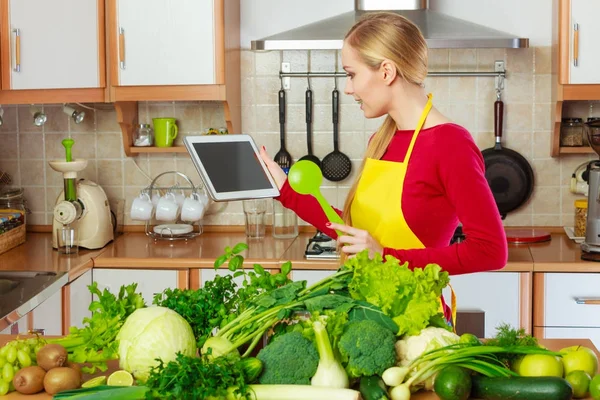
xmin=191 ymin=141 xmax=273 ymax=193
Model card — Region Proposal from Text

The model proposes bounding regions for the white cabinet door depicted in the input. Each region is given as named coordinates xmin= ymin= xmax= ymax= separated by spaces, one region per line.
xmin=543 ymin=327 xmax=600 ymax=352
xmin=543 ymin=273 xmax=600 ymax=327
xmin=570 ymin=0 xmax=600 ymax=84
xmin=31 ymin=288 xmax=62 ymax=336
xmin=442 ymin=273 xmax=521 ymax=338
xmin=69 ymin=270 xmax=93 ymax=329
xmin=93 ymin=269 xmax=179 ymax=306
xmin=116 ymin=0 xmax=215 ymax=86
xmin=8 ymin=0 xmax=100 ymax=90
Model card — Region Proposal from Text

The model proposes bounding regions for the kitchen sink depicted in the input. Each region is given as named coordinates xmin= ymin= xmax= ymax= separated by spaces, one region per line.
xmin=0 ymin=271 xmax=68 ymax=331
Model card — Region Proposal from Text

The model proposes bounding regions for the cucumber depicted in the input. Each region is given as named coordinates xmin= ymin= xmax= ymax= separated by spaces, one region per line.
xmin=471 ymin=375 xmax=573 ymax=400
xmin=359 ymin=375 xmax=389 ymax=400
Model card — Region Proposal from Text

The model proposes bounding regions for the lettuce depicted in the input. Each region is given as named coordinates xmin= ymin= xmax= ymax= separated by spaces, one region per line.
xmin=344 ymin=251 xmax=449 ymax=336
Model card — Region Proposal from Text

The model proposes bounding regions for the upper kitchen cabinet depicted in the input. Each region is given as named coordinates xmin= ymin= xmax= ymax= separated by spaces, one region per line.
xmin=0 ymin=0 xmax=106 ymax=104
xmin=108 ymin=0 xmax=241 ymax=155
xmin=552 ymin=0 xmax=600 ymax=156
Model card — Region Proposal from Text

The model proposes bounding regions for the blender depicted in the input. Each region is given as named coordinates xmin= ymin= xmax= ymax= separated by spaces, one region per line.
xmin=48 ymin=139 xmax=114 ymax=250
xmin=581 ymin=120 xmax=600 ymax=260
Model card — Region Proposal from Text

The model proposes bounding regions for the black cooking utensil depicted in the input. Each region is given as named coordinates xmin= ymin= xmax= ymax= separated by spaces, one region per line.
xmin=274 ymin=88 xmax=292 ymax=171
xmin=299 ymin=86 xmax=321 ymax=168
xmin=482 ymin=96 xmax=534 ymax=219
xmin=322 ymin=86 xmax=352 ymax=182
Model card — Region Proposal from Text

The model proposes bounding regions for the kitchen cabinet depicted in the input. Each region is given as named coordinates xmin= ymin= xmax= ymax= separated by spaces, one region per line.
xmin=109 ymin=0 xmax=241 ymax=156
xmin=30 ymin=287 xmax=62 ymax=336
xmin=0 ymin=0 xmax=106 ymax=104
xmin=442 ymin=272 xmax=530 ymax=338
xmin=93 ymin=268 xmax=188 ymax=305
xmin=533 ymin=272 xmax=600 ymax=349
xmin=551 ymin=0 xmax=600 ymax=156
xmin=63 ymin=270 xmax=93 ymax=333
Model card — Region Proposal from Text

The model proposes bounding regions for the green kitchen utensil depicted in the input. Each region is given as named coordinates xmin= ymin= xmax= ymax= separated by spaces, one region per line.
xmin=288 ymin=160 xmax=344 ymax=235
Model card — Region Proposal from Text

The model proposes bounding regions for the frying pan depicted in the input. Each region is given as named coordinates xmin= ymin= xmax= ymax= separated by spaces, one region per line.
xmin=482 ymin=98 xmax=534 ymax=219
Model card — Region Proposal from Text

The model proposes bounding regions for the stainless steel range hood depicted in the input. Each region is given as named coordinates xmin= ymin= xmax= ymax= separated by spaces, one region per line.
xmin=251 ymin=0 xmax=528 ymax=50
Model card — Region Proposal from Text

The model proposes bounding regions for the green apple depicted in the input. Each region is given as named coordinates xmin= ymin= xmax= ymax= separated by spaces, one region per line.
xmin=561 ymin=346 xmax=599 ymax=377
xmin=519 ymin=354 xmax=564 ymax=377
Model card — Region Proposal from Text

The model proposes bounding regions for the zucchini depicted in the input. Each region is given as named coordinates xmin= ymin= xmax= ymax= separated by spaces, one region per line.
xmin=359 ymin=375 xmax=389 ymax=400
xmin=471 ymin=375 xmax=573 ymax=400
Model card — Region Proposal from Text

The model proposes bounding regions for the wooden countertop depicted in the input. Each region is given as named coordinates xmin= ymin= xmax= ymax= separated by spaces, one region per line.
xmin=0 ymin=337 xmax=596 ymax=399
xmin=0 ymin=233 xmax=104 ymax=281
xmin=3 ymin=229 xmax=600 ymax=276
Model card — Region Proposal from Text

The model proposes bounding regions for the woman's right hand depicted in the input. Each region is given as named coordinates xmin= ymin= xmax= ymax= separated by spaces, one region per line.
xmin=259 ymin=146 xmax=287 ymax=189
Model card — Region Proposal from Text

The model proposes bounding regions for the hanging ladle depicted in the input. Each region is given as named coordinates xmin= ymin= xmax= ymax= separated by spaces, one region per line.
xmin=299 ymin=76 xmax=321 ymax=168
xmin=288 ymin=159 xmax=344 ymax=236
xmin=321 ymin=77 xmax=352 ymax=182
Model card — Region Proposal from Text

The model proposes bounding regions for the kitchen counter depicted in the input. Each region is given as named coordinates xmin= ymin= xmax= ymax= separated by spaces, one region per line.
xmin=0 ymin=337 xmax=596 ymax=399
xmin=0 ymin=233 xmax=104 ymax=281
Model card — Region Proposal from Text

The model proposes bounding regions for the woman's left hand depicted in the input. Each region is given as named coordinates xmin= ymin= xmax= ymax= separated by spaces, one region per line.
xmin=327 ymin=222 xmax=383 ymax=258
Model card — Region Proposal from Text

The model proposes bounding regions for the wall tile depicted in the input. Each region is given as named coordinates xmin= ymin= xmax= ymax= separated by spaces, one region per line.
xmin=20 ymin=160 xmax=45 ymax=186
xmin=0 ymin=106 xmax=18 ymax=133
xmin=255 ymin=51 xmax=281 ymax=76
xmin=18 ymin=106 xmax=43 ymax=134
xmin=449 ymin=49 xmax=477 ymax=72
xmin=0 ymin=135 xmax=18 ymax=159
xmin=19 ymin=134 xmax=44 ymax=159
xmin=535 ymin=47 xmax=552 ymax=74
xmin=507 ymin=48 xmax=534 ymax=74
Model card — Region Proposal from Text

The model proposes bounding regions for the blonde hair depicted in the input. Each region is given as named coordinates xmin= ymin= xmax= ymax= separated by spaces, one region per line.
xmin=341 ymin=12 xmax=428 ymax=232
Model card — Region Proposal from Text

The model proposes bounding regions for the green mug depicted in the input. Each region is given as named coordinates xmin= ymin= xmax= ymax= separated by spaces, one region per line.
xmin=153 ymin=118 xmax=178 ymax=147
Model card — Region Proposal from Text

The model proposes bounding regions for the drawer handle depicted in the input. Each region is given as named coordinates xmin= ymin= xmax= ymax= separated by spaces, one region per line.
xmin=575 ymin=297 xmax=600 ymax=305
xmin=119 ymin=26 xmax=126 ymax=70
xmin=13 ymin=28 xmax=20 ymax=72
xmin=573 ymin=23 xmax=579 ymax=67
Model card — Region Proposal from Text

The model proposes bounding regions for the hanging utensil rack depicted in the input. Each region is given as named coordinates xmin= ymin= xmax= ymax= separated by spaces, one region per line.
xmin=143 ymin=170 xmax=206 ymax=242
xmin=279 ymin=61 xmax=506 ymax=93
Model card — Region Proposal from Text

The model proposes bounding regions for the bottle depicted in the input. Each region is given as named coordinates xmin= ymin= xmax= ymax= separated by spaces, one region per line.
xmin=272 ymin=200 xmax=298 ymax=239
xmin=575 ymin=199 xmax=588 ymax=237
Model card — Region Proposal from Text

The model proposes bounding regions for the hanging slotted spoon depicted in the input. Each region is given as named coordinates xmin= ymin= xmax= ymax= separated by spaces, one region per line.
xmin=322 ymin=83 xmax=352 ymax=182
xmin=288 ymin=160 xmax=344 ymax=236
xmin=299 ymin=79 xmax=321 ymax=168
xmin=274 ymin=88 xmax=292 ymax=172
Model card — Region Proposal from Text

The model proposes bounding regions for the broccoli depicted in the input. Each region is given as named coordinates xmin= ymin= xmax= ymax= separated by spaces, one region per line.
xmin=338 ymin=320 xmax=397 ymax=379
xmin=256 ymin=331 xmax=319 ymax=384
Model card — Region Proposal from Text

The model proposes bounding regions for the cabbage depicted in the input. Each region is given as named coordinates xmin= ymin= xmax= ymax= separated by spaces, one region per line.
xmin=117 ymin=306 xmax=197 ymax=382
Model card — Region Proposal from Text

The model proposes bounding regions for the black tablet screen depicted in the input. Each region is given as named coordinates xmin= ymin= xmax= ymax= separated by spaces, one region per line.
xmin=192 ymin=141 xmax=273 ymax=192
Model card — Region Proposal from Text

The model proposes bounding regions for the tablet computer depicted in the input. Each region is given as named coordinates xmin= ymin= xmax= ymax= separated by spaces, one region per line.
xmin=184 ymin=134 xmax=280 ymax=201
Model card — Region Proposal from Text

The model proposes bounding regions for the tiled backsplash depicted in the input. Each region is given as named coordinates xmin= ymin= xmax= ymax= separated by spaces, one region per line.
xmin=0 ymin=47 xmax=593 ymax=228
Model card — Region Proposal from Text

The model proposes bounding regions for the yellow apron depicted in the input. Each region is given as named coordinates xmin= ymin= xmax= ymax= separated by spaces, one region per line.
xmin=350 ymin=93 xmax=457 ymax=330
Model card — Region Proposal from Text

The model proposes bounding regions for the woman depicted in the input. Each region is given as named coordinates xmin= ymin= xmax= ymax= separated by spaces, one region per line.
xmin=260 ymin=12 xmax=507 ymax=280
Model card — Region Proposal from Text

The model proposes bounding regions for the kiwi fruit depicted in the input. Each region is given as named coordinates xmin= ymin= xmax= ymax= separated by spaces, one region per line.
xmin=12 ymin=366 xmax=46 ymax=394
xmin=43 ymin=367 xmax=80 ymax=395
xmin=36 ymin=343 xmax=68 ymax=371
xmin=65 ymin=361 xmax=82 ymax=383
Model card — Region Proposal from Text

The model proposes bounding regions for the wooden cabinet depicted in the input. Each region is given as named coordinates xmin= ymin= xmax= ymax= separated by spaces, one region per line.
xmin=442 ymin=272 xmax=531 ymax=337
xmin=115 ymin=0 xmax=215 ymax=86
xmin=109 ymin=0 xmax=241 ymax=156
xmin=552 ymin=0 xmax=600 ymax=156
xmin=0 ymin=0 xmax=106 ymax=103
xmin=534 ymin=272 xmax=600 ymax=349
xmin=93 ymin=268 xmax=188 ymax=305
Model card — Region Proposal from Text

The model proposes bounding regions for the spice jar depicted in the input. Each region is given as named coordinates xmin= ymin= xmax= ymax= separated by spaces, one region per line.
xmin=133 ymin=124 xmax=154 ymax=147
xmin=575 ymin=199 xmax=588 ymax=237
xmin=561 ymin=118 xmax=584 ymax=146
xmin=585 ymin=117 xmax=600 ymax=147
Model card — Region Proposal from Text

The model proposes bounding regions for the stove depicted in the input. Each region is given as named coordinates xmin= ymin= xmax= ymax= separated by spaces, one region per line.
xmin=304 ymin=231 xmax=339 ymax=259
xmin=304 ymin=225 xmax=465 ymax=259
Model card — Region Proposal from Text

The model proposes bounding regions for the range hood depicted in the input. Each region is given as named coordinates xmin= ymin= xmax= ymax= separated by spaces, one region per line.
xmin=251 ymin=0 xmax=528 ymax=50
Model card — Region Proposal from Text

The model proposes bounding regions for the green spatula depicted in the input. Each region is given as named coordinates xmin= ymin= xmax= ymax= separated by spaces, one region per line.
xmin=288 ymin=160 xmax=344 ymax=236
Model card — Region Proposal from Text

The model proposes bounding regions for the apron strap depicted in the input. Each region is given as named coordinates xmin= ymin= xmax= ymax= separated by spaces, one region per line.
xmin=405 ymin=93 xmax=433 ymax=162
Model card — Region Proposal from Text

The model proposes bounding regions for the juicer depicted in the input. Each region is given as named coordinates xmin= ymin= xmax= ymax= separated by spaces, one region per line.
xmin=581 ymin=120 xmax=600 ymax=259
xmin=48 ymin=139 xmax=113 ymax=250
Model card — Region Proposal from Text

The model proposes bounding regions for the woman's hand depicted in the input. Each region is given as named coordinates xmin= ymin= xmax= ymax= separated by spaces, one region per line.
xmin=327 ymin=222 xmax=384 ymax=258
xmin=259 ymin=146 xmax=287 ymax=189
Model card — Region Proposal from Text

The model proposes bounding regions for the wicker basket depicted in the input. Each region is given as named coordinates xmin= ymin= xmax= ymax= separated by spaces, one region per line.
xmin=0 ymin=223 xmax=26 ymax=256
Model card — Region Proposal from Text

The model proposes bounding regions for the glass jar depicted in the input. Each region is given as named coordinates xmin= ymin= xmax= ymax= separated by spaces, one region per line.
xmin=272 ymin=200 xmax=298 ymax=239
xmin=575 ymin=199 xmax=588 ymax=237
xmin=0 ymin=187 xmax=27 ymax=232
xmin=133 ymin=124 xmax=154 ymax=147
xmin=561 ymin=118 xmax=584 ymax=147
xmin=585 ymin=117 xmax=600 ymax=147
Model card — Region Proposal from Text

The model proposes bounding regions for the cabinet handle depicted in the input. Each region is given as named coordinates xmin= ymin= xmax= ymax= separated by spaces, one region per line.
xmin=13 ymin=28 xmax=20 ymax=72
xmin=119 ymin=27 xmax=126 ymax=69
xmin=573 ymin=23 xmax=579 ymax=67
xmin=574 ymin=297 xmax=600 ymax=305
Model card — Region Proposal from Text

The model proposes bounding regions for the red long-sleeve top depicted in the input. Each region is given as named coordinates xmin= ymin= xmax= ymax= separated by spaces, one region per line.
xmin=277 ymin=123 xmax=508 ymax=276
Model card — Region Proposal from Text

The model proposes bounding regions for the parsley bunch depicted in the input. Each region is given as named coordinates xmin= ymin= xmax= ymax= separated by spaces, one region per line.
xmin=144 ymin=352 xmax=251 ymax=400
